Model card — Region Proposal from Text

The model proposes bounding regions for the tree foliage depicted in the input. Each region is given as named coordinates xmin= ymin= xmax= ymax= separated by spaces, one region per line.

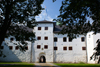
xmin=55 ymin=0 xmax=100 ymax=38
xmin=90 ymin=39 xmax=100 ymax=64
xmin=0 ymin=0 xmax=44 ymax=54
xmin=0 ymin=0 xmax=44 ymax=46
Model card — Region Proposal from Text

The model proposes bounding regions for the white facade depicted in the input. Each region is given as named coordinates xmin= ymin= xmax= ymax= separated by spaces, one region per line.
xmin=0 ymin=20 xmax=100 ymax=63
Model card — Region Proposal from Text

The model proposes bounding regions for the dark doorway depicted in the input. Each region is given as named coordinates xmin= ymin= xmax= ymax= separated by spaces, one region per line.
xmin=39 ymin=56 xmax=46 ymax=63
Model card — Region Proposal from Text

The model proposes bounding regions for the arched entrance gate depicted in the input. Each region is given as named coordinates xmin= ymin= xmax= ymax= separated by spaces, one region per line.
xmin=39 ymin=52 xmax=46 ymax=63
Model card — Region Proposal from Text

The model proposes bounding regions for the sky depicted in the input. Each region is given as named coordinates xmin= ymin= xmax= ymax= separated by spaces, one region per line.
xmin=35 ymin=0 xmax=93 ymax=23
xmin=35 ymin=0 xmax=62 ymax=21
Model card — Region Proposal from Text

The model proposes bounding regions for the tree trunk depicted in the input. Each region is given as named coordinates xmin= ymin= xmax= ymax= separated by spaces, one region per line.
xmin=0 ymin=1 xmax=12 ymax=47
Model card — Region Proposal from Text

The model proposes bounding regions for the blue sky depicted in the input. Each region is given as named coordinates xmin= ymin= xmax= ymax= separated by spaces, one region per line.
xmin=35 ymin=0 xmax=62 ymax=21
xmin=35 ymin=0 xmax=93 ymax=23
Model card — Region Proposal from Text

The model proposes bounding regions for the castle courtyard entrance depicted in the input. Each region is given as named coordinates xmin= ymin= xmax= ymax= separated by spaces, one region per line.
xmin=39 ymin=56 xmax=46 ymax=63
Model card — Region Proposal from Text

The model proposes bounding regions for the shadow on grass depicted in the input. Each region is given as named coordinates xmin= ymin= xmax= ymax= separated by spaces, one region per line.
xmin=0 ymin=65 xmax=34 ymax=67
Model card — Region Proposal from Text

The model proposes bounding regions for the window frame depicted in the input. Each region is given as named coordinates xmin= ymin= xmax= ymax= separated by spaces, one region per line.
xmin=63 ymin=46 xmax=67 ymax=50
xmin=69 ymin=37 xmax=72 ymax=42
xmin=15 ymin=46 xmax=19 ymax=50
xmin=37 ymin=45 xmax=41 ymax=49
xmin=44 ymin=45 xmax=48 ymax=49
xmin=63 ymin=37 xmax=67 ymax=42
xmin=9 ymin=46 xmax=13 ymax=50
xmin=69 ymin=47 xmax=72 ymax=50
xmin=45 ymin=27 xmax=48 ymax=30
xmin=44 ymin=36 xmax=48 ymax=40
xmin=81 ymin=37 xmax=85 ymax=42
xmin=82 ymin=47 xmax=86 ymax=50
xmin=37 ymin=36 xmax=41 ymax=40
xmin=38 ymin=27 xmax=41 ymax=30
xmin=54 ymin=46 xmax=57 ymax=50
xmin=54 ymin=37 xmax=57 ymax=42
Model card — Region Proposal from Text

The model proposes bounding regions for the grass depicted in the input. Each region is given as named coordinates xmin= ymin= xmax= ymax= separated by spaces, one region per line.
xmin=0 ymin=62 xmax=34 ymax=67
xmin=54 ymin=63 xmax=100 ymax=67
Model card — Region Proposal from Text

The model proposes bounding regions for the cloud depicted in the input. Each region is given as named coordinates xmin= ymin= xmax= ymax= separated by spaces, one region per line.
xmin=35 ymin=9 xmax=53 ymax=21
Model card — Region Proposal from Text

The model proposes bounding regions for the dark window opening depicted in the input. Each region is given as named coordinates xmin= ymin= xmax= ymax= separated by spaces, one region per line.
xmin=69 ymin=47 xmax=72 ymax=50
xmin=44 ymin=37 xmax=48 ymax=40
xmin=54 ymin=37 xmax=57 ymax=42
xmin=63 ymin=37 xmax=67 ymax=42
xmin=81 ymin=37 xmax=85 ymax=42
xmin=44 ymin=45 xmax=48 ymax=49
xmin=54 ymin=47 xmax=57 ymax=50
xmin=38 ymin=27 xmax=41 ymax=30
xmin=15 ymin=46 xmax=19 ymax=50
xmin=0 ymin=46 xmax=4 ymax=49
xmin=37 ymin=36 xmax=41 ymax=40
xmin=82 ymin=47 xmax=86 ymax=50
xmin=69 ymin=38 xmax=72 ymax=42
xmin=25 ymin=46 xmax=28 ymax=50
xmin=45 ymin=27 xmax=48 ymax=30
xmin=37 ymin=45 xmax=41 ymax=49
xmin=9 ymin=46 xmax=13 ymax=50
xmin=63 ymin=47 xmax=67 ymax=50
xmin=10 ymin=38 xmax=14 ymax=41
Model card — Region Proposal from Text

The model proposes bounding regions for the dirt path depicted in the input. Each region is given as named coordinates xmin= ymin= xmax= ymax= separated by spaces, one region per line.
xmin=34 ymin=63 xmax=60 ymax=67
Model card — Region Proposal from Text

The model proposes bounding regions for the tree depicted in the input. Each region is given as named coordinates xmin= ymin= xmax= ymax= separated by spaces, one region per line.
xmin=90 ymin=39 xmax=100 ymax=64
xmin=0 ymin=0 xmax=44 ymax=48
xmin=54 ymin=0 xmax=100 ymax=38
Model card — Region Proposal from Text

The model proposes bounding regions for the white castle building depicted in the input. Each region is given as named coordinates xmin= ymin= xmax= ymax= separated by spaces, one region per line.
xmin=0 ymin=20 xmax=100 ymax=63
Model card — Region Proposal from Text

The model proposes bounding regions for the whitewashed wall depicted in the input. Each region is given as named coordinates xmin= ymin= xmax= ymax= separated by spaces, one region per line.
xmin=86 ymin=32 xmax=100 ymax=63
xmin=0 ymin=39 xmax=32 ymax=62
xmin=54 ymin=34 xmax=86 ymax=63
xmin=33 ymin=23 xmax=54 ymax=62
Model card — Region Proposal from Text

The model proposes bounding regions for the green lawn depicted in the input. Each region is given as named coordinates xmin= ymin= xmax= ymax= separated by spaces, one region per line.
xmin=54 ymin=63 xmax=100 ymax=67
xmin=0 ymin=62 xmax=34 ymax=67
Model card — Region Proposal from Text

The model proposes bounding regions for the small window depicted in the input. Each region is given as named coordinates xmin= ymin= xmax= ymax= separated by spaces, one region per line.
xmin=10 ymin=38 xmax=14 ymax=41
xmin=44 ymin=37 xmax=48 ymax=40
xmin=37 ymin=36 xmax=41 ymax=40
xmin=54 ymin=37 xmax=57 ymax=42
xmin=45 ymin=27 xmax=48 ymax=30
xmin=37 ymin=45 xmax=41 ymax=49
xmin=63 ymin=37 xmax=67 ymax=42
xmin=9 ymin=46 xmax=13 ymax=50
xmin=69 ymin=37 xmax=72 ymax=42
xmin=38 ymin=27 xmax=41 ymax=30
xmin=15 ymin=46 xmax=19 ymax=50
xmin=0 ymin=46 xmax=4 ymax=49
xmin=81 ymin=37 xmax=85 ymax=42
xmin=25 ymin=46 xmax=28 ymax=50
xmin=82 ymin=47 xmax=86 ymax=50
xmin=54 ymin=47 xmax=57 ymax=50
xmin=63 ymin=47 xmax=67 ymax=50
xmin=69 ymin=47 xmax=72 ymax=50
xmin=44 ymin=45 xmax=48 ymax=49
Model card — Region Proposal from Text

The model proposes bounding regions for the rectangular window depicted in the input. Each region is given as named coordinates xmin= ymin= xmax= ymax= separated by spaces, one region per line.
xmin=81 ymin=37 xmax=85 ymax=42
xmin=38 ymin=27 xmax=41 ymax=30
xmin=69 ymin=47 xmax=72 ymax=50
xmin=15 ymin=46 xmax=19 ymax=50
xmin=44 ymin=36 xmax=48 ymax=40
xmin=82 ymin=47 xmax=86 ymax=50
xmin=25 ymin=46 xmax=28 ymax=50
xmin=54 ymin=37 xmax=57 ymax=42
xmin=0 ymin=46 xmax=4 ymax=49
xmin=54 ymin=47 xmax=57 ymax=50
xmin=45 ymin=27 xmax=48 ymax=30
xmin=37 ymin=45 xmax=41 ymax=49
xmin=9 ymin=46 xmax=13 ymax=50
xmin=63 ymin=37 xmax=67 ymax=42
xmin=37 ymin=36 xmax=41 ymax=40
xmin=44 ymin=45 xmax=48 ymax=49
xmin=69 ymin=37 xmax=72 ymax=42
xmin=63 ymin=47 xmax=67 ymax=50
